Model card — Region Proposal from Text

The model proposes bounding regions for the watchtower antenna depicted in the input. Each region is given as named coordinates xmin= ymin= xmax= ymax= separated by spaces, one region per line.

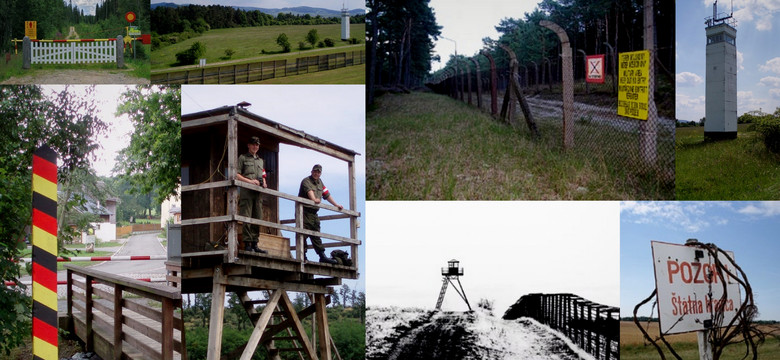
xmin=435 ymin=259 xmax=472 ymax=311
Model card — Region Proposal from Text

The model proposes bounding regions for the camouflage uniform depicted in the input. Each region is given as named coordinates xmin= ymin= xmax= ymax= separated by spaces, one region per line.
xmin=298 ymin=175 xmax=330 ymax=254
xmin=238 ymin=152 xmax=265 ymax=245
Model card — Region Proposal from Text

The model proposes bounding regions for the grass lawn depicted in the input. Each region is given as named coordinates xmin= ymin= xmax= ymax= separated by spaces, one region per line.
xmin=367 ymin=92 xmax=673 ymax=200
xmin=151 ymin=23 xmax=365 ymax=70
xmin=256 ymin=63 xmax=364 ymax=84
xmin=621 ymin=321 xmax=780 ymax=359
xmin=676 ymin=124 xmax=780 ymax=199
xmin=0 ymin=46 xmax=151 ymax=82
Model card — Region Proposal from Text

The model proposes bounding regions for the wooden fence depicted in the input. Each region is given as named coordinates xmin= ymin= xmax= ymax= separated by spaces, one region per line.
xmin=151 ymin=50 xmax=365 ymax=84
xmin=116 ymin=223 xmax=161 ymax=238
xmin=503 ymin=293 xmax=619 ymax=360
xmin=65 ymin=265 xmax=185 ymax=360
xmin=31 ymin=39 xmax=117 ymax=64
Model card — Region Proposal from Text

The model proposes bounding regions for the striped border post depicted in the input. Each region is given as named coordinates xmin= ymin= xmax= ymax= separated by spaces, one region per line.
xmin=32 ymin=145 xmax=58 ymax=360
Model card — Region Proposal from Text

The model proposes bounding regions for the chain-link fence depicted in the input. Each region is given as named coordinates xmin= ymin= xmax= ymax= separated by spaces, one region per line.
xmin=426 ymin=37 xmax=674 ymax=200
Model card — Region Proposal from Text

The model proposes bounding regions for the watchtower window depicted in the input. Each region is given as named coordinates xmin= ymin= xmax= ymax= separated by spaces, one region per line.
xmin=725 ymin=34 xmax=735 ymax=45
xmin=707 ymin=33 xmax=724 ymax=45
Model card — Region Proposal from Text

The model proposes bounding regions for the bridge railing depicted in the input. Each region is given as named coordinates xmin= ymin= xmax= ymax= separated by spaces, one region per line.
xmin=65 ymin=264 xmax=184 ymax=360
xmin=503 ymin=293 xmax=619 ymax=360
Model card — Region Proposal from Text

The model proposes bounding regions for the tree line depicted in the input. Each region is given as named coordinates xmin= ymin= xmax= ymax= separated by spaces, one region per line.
xmin=0 ymin=0 xmax=149 ymax=52
xmin=152 ymin=4 xmax=366 ymax=35
xmin=366 ymin=0 xmax=675 ymax=106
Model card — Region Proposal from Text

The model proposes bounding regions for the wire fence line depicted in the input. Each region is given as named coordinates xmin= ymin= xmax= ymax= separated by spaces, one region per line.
xmin=151 ymin=50 xmax=365 ymax=84
xmin=504 ymin=293 xmax=620 ymax=360
xmin=426 ymin=34 xmax=674 ymax=199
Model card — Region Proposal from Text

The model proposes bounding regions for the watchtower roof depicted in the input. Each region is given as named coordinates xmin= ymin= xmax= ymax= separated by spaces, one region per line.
xmin=182 ymin=105 xmax=360 ymax=158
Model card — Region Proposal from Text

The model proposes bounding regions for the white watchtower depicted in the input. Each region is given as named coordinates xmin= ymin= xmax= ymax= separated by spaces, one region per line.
xmin=341 ymin=2 xmax=350 ymax=41
xmin=704 ymin=0 xmax=738 ymax=140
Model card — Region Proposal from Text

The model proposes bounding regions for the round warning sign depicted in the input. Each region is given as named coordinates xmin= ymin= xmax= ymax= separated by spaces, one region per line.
xmin=125 ymin=11 xmax=136 ymax=23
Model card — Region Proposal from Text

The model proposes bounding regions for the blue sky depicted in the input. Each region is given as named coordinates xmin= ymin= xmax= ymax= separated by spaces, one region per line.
xmin=181 ymin=85 xmax=366 ymax=293
xmin=676 ymin=0 xmax=780 ymax=122
xmin=621 ymin=201 xmax=780 ymax=320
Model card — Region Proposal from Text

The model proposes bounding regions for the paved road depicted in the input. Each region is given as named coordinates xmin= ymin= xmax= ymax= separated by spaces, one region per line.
xmin=91 ymin=232 xmax=167 ymax=278
xmin=20 ymin=232 xmax=168 ymax=298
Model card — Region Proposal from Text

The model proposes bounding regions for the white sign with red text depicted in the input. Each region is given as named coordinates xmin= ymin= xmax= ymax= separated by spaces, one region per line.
xmin=651 ymin=241 xmax=741 ymax=334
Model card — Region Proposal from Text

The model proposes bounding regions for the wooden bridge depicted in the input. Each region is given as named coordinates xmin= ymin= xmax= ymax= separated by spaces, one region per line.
xmin=62 ymin=264 xmax=184 ymax=360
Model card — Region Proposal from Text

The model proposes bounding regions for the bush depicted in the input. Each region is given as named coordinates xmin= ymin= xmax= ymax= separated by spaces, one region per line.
xmin=175 ymin=41 xmax=206 ymax=65
xmin=125 ymin=42 xmax=149 ymax=60
xmin=223 ymin=48 xmax=235 ymax=59
xmin=298 ymin=41 xmax=307 ymax=50
xmin=276 ymin=33 xmax=291 ymax=52
xmin=324 ymin=38 xmax=335 ymax=47
xmin=317 ymin=41 xmax=324 ymax=48
xmin=755 ymin=113 xmax=780 ymax=153
xmin=350 ymin=37 xmax=361 ymax=44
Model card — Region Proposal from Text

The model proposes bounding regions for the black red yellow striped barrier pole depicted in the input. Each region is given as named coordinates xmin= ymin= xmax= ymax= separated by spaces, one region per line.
xmin=32 ymin=145 xmax=58 ymax=360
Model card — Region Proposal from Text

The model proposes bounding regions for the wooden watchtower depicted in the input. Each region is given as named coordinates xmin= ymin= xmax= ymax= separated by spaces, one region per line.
xmin=180 ymin=104 xmax=361 ymax=360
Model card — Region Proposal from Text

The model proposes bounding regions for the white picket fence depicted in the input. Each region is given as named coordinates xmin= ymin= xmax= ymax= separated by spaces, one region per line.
xmin=31 ymin=39 xmax=116 ymax=65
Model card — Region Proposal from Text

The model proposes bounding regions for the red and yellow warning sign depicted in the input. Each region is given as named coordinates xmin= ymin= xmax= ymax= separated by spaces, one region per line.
xmin=586 ymin=55 xmax=605 ymax=84
xmin=125 ymin=11 xmax=136 ymax=23
xmin=25 ymin=21 xmax=37 ymax=40
xmin=32 ymin=145 xmax=58 ymax=360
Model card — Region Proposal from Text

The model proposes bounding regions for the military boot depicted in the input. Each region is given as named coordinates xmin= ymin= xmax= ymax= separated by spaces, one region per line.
xmin=317 ymin=251 xmax=337 ymax=264
xmin=245 ymin=242 xmax=267 ymax=254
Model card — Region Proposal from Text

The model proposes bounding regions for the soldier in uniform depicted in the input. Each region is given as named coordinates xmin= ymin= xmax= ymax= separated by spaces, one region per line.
xmin=236 ymin=136 xmax=267 ymax=253
xmin=298 ymin=164 xmax=342 ymax=264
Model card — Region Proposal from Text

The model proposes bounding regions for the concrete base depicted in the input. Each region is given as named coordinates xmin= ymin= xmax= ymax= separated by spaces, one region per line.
xmin=704 ymin=131 xmax=738 ymax=141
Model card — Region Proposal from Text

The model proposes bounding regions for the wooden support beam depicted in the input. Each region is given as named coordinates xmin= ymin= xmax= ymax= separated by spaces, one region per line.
xmin=181 ymin=180 xmax=232 ymax=192
xmin=279 ymin=292 xmax=318 ymax=360
xmin=207 ymin=266 xmax=227 ymax=360
xmin=181 ymin=113 xmax=231 ymax=130
xmin=315 ymin=294 xmax=331 ymax=360
xmin=113 ymin=285 xmax=122 ymax=360
xmin=240 ymin=290 xmax=282 ymax=360
xmin=224 ymin=276 xmax=330 ymax=294
xmin=162 ymin=297 xmax=174 ymax=360
xmin=227 ymin=114 xmax=239 ymax=262
xmin=235 ymin=115 xmax=355 ymax=162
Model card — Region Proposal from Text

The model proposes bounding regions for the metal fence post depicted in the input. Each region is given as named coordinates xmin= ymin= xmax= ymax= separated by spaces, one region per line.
xmin=471 ymin=57 xmax=482 ymax=109
xmin=540 ymin=20 xmax=574 ymax=149
xmin=641 ymin=0 xmax=659 ymax=169
xmin=481 ymin=50 xmax=498 ymax=117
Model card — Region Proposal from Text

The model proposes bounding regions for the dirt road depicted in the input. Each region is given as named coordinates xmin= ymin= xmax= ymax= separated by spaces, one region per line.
xmin=1 ymin=69 xmax=149 ymax=84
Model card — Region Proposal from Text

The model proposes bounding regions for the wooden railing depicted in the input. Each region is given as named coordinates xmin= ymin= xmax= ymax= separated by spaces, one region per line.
xmin=503 ymin=293 xmax=619 ymax=360
xmin=151 ymin=50 xmax=365 ymax=85
xmin=65 ymin=264 xmax=185 ymax=360
xmin=181 ymin=179 xmax=360 ymax=269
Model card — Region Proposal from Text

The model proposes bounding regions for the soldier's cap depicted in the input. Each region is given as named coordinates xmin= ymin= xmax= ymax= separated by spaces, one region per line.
xmin=248 ymin=136 xmax=261 ymax=145
xmin=312 ymin=164 xmax=322 ymax=172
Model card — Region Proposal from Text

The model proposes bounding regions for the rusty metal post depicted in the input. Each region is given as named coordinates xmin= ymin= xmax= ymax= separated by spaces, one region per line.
xmin=577 ymin=49 xmax=589 ymax=94
xmin=530 ymin=60 xmax=539 ymax=92
xmin=641 ymin=0 xmax=658 ymax=168
xmin=544 ymin=58 xmax=553 ymax=92
xmin=522 ymin=65 xmax=529 ymax=88
xmin=471 ymin=57 xmax=483 ymax=109
xmin=500 ymin=43 xmax=540 ymax=138
xmin=481 ymin=50 xmax=498 ymax=117
xmin=540 ymin=20 xmax=574 ymax=149
xmin=465 ymin=60 xmax=472 ymax=105
xmin=605 ymin=43 xmax=617 ymax=95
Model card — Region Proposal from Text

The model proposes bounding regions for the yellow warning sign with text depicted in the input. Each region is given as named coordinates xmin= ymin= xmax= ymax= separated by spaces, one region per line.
xmin=617 ymin=50 xmax=649 ymax=120
xmin=25 ymin=21 xmax=37 ymax=40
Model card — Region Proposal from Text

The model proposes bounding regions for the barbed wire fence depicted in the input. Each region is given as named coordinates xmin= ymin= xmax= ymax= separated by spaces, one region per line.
xmin=426 ymin=5 xmax=674 ymax=199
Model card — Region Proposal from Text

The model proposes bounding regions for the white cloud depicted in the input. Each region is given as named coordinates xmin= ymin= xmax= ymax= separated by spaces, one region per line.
xmin=677 ymin=72 xmax=703 ymax=87
xmin=737 ymin=51 xmax=745 ymax=71
xmin=760 ymin=57 xmax=780 ymax=74
xmin=770 ymin=89 xmax=780 ymax=98
xmin=760 ymin=76 xmax=780 ymax=87
xmin=620 ymin=201 xmax=712 ymax=233
xmin=738 ymin=202 xmax=780 ymax=216
xmin=730 ymin=0 xmax=780 ymax=31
